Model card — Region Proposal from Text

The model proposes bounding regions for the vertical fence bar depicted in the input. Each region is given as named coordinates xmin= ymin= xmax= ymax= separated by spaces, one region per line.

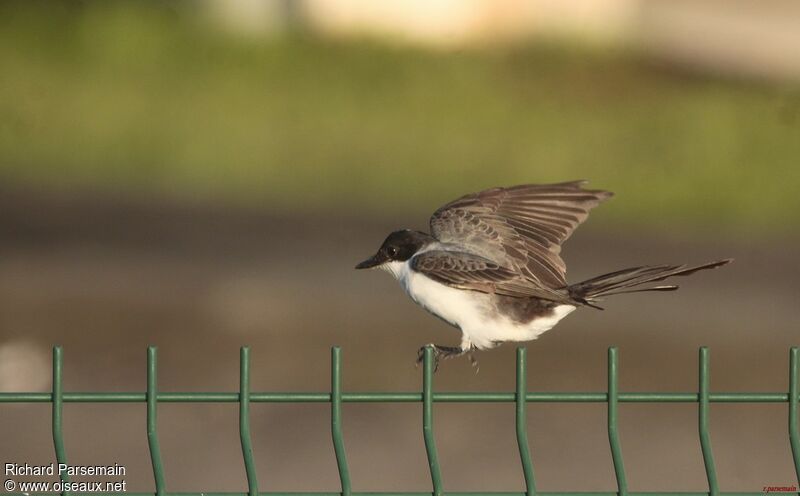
xmin=607 ymin=347 xmax=628 ymax=496
xmin=789 ymin=347 xmax=799 ymax=483
xmin=331 ymin=347 xmax=352 ymax=496
xmin=147 ymin=347 xmax=166 ymax=496
xmin=240 ymin=347 xmax=259 ymax=496
xmin=699 ymin=347 xmax=719 ymax=496
xmin=52 ymin=346 xmax=69 ymax=496
xmin=423 ymin=346 xmax=443 ymax=496
xmin=516 ymin=347 xmax=536 ymax=496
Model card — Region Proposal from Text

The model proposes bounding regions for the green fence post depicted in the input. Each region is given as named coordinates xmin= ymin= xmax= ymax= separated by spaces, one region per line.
xmin=789 ymin=347 xmax=799 ymax=484
xmin=699 ymin=347 xmax=719 ymax=496
xmin=423 ymin=346 xmax=443 ymax=496
xmin=52 ymin=346 xmax=69 ymax=496
xmin=240 ymin=347 xmax=259 ymax=496
xmin=147 ymin=347 xmax=166 ymax=496
xmin=607 ymin=347 xmax=628 ymax=496
xmin=331 ymin=347 xmax=352 ymax=496
xmin=516 ymin=347 xmax=536 ymax=496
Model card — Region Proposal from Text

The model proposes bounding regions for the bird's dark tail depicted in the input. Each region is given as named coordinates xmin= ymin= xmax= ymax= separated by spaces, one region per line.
xmin=568 ymin=259 xmax=732 ymax=309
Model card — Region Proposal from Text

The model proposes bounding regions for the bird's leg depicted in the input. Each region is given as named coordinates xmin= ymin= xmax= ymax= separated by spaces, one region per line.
xmin=467 ymin=350 xmax=479 ymax=373
xmin=415 ymin=344 xmax=470 ymax=372
xmin=461 ymin=336 xmax=479 ymax=373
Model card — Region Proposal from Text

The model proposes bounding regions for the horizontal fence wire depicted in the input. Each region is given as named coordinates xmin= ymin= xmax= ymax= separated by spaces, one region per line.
xmin=4 ymin=392 xmax=796 ymax=403
xmin=0 ymin=345 xmax=798 ymax=496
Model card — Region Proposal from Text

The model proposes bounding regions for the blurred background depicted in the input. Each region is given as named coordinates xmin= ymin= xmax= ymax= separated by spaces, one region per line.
xmin=1 ymin=0 xmax=799 ymax=492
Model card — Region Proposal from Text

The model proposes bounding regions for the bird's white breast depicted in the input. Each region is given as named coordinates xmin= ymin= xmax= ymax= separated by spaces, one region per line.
xmin=383 ymin=260 xmax=576 ymax=350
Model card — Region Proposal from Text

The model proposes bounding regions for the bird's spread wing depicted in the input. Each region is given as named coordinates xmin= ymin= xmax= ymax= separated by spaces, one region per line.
xmin=429 ymin=181 xmax=612 ymax=298
xmin=411 ymin=250 xmax=554 ymax=298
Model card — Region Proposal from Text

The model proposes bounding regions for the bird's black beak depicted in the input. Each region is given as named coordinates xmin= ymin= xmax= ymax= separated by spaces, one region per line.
xmin=355 ymin=252 xmax=385 ymax=269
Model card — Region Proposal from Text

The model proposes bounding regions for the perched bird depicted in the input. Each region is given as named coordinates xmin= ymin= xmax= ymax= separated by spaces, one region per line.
xmin=355 ymin=181 xmax=731 ymax=369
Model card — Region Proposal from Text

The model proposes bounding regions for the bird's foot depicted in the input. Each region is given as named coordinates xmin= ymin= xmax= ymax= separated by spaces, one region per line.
xmin=468 ymin=351 xmax=480 ymax=374
xmin=415 ymin=344 xmax=471 ymax=372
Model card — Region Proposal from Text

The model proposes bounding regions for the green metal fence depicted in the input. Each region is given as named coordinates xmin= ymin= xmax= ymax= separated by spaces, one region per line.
xmin=1 ymin=345 xmax=798 ymax=496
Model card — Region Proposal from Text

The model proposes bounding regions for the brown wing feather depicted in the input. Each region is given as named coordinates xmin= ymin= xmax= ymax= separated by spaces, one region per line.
xmin=430 ymin=181 xmax=612 ymax=297
xmin=410 ymin=250 xmax=557 ymax=298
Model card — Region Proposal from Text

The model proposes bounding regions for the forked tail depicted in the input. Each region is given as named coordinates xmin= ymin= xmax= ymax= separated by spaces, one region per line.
xmin=568 ymin=259 xmax=732 ymax=309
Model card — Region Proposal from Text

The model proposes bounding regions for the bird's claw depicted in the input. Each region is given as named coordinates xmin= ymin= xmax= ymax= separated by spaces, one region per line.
xmin=468 ymin=352 xmax=480 ymax=374
xmin=415 ymin=344 xmax=474 ymax=372
xmin=416 ymin=344 xmax=442 ymax=372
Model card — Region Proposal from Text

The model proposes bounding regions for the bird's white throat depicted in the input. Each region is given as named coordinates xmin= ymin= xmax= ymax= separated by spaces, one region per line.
xmin=380 ymin=260 xmax=407 ymax=279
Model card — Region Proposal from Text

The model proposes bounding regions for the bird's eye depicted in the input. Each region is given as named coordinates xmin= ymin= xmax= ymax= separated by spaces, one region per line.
xmin=387 ymin=247 xmax=398 ymax=257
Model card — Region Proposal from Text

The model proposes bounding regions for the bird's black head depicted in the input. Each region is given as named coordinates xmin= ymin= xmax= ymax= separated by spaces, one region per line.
xmin=355 ymin=229 xmax=433 ymax=269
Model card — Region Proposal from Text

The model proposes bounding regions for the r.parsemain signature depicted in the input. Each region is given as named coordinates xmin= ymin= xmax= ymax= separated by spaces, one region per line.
xmin=763 ymin=486 xmax=797 ymax=493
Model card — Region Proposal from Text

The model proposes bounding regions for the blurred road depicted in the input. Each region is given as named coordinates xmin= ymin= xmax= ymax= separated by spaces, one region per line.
xmin=1 ymin=187 xmax=797 ymax=491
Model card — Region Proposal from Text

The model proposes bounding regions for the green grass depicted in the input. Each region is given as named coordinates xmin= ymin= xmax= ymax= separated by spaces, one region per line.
xmin=1 ymin=2 xmax=798 ymax=234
